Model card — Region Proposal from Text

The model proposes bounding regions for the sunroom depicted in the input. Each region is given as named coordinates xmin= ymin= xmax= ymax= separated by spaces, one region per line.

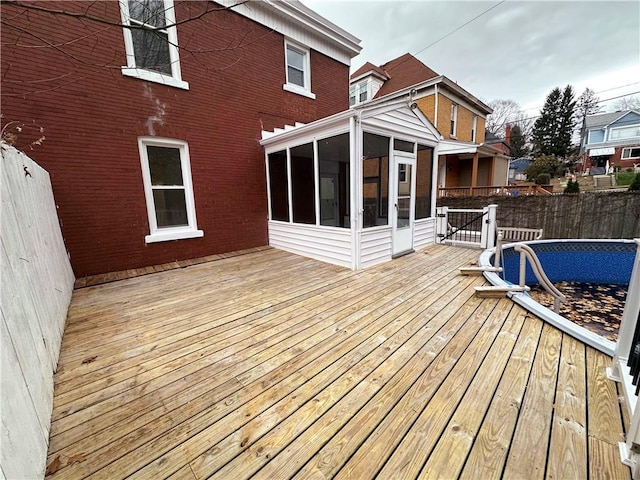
xmin=260 ymin=98 xmax=441 ymax=269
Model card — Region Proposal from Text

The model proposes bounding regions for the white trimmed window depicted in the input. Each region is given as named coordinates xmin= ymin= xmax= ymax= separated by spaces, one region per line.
xmin=120 ymin=0 xmax=189 ymax=90
xmin=349 ymin=85 xmax=356 ymax=106
xmin=138 ymin=137 xmax=203 ymax=243
xmin=450 ymin=104 xmax=458 ymax=137
xmin=622 ymin=146 xmax=640 ymax=159
xmin=588 ymin=129 xmax=605 ymax=144
xmin=609 ymin=125 xmax=640 ymax=141
xmin=283 ymin=40 xmax=315 ymax=99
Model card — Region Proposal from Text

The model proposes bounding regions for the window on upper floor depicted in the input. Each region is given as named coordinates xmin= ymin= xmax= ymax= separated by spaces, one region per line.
xmin=622 ymin=147 xmax=640 ymax=159
xmin=138 ymin=137 xmax=202 ymax=243
xmin=609 ymin=125 xmax=640 ymax=141
xmin=358 ymin=82 xmax=368 ymax=103
xmin=471 ymin=115 xmax=478 ymax=143
xmin=283 ymin=40 xmax=315 ymax=99
xmin=120 ymin=0 xmax=188 ymax=89
xmin=349 ymin=85 xmax=356 ymax=106
xmin=450 ymin=104 xmax=458 ymax=137
xmin=588 ymin=129 xmax=605 ymax=144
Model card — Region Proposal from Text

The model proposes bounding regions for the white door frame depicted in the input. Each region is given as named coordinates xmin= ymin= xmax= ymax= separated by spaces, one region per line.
xmin=391 ymin=150 xmax=416 ymax=256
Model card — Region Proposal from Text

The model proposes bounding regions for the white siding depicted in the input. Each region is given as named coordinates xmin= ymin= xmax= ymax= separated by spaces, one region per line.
xmin=414 ymin=218 xmax=436 ymax=250
xmin=362 ymin=106 xmax=436 ymax=142
xmin=269 ymin=222 xmax=352 ymax=268
xmin=360 ymin=227 xmax=392 ymax=268
xmin=217 ymin=1 xmax=358 ymax=65
xmin=1 ymin=144 xmax=75 ymax=480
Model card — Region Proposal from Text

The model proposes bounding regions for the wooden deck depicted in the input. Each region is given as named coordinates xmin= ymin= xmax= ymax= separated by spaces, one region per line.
xmin=46 ymin=245 xmax=631 ymax=479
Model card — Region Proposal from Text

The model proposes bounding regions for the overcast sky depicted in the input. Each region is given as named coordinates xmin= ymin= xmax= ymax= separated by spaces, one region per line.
xmin=304 ymin=0 xmax=640 ymax=114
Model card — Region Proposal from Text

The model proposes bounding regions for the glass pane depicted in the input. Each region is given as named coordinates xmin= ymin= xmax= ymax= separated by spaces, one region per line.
xmin=290 ymin=143 xmax=315 ymax=224
xmin=148 ymin=146 xmax=183 ymax=186
xmin=363 ymin=133 xmax=390 ymax=228
xmin=287 ymin=46 xmax=304 ymax=69
xmin=268 ymin=151 xmax=289 ymax=222
xmin=394 ymin=139 xmax=414 ymax=153
xmin=287 ymin=66 xmax=304 ymax=87
xmin=153 ymin=188 xmax=188 ymax=227
xmin=132 ymin=28 xmax=171 ymax=74
xmin=415 ymin=145 xmax=433 ymax=219
xmin=318 ymin=133 xmax=350 ymax=228
xmin=129 ymin=0 xmax=166 ymax=27
xmin=397 ymin=163 xmax=411 ymax=197
xmin=396 ymin=196 xmax=410 ymax=229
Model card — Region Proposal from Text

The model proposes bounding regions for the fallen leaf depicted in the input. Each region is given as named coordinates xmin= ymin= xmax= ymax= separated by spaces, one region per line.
xmin=67 ymin=453 xmax=87 ymax=465
xmin=81 ymin=355 xmax=97 ymax=364
xmin=45 ymin=455 xmax=62 ymax=476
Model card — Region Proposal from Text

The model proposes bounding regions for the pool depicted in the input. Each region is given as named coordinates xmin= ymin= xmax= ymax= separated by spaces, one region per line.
xmin=478 ymin=239 xmax=637 ymax=355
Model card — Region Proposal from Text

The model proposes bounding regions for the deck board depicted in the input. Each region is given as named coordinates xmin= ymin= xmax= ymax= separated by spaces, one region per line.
xmin=46 ymin=246 xmax=630 ymax=479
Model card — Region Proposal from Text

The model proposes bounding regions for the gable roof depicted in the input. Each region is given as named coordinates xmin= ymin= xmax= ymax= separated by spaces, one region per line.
xmin=350 ymin=54 xmax=438 ymax=97
xmin=350 ymin=62 xmax=389 ymax=81
xmin=373 ymin=54 xmax=439 ymax=98
xmin=585 ymin=110 xmax=636 ymax=129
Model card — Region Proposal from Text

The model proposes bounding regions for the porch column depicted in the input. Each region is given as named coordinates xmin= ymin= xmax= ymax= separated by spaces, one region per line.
xmin=471 ymin=152 xmax=479 ymax=194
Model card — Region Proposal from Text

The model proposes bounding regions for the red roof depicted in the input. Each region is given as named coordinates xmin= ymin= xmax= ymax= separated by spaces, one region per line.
xmin=350 ymin=53 xmax=439 ymax=99
xmin=350 ymin=61 xmax=388 ymax=81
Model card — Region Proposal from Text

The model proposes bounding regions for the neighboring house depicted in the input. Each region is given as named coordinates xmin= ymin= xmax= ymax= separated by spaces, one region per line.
xmin=484 ymin=125 xmax=511 ymax=156
xmin=349 ymin=54 xmax=510 ymax=196
xmin=1 ymin=0 xmax=361 ymax=277
xmin=580 ymin=110 xmax=640 ymax=174
xmin=508 ymin=157 xmax=533 ymax=183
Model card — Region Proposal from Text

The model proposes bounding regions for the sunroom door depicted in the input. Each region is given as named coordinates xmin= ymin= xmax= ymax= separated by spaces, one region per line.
xmin=392 ymin=151 xmax=416 ymax=256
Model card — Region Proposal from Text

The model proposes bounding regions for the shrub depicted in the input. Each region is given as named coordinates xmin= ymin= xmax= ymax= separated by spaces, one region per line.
xmin=564 ymin=180 xmax=580 ymax=194
xmin=536 ymin=173 xmax=551 ymax=185
xmin=525 ymin=155 xmax=560 ymax=181
xmin=629 ymin=173 xmax=640 ymax=191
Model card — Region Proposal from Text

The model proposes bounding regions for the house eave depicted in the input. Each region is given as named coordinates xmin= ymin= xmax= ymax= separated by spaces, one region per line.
xmin=218 ymin=0 xmax=362 ymax=64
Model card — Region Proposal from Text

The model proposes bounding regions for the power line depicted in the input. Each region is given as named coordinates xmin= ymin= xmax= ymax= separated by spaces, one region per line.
xmin=386 ymin=0 xmax=507 ymax=74
xmin=521 ymin=82 xmax=640 ymax=112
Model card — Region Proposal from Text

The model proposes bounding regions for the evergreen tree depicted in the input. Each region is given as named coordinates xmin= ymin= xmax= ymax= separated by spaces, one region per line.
xmin=532 ymin=85 xmax=577 ymax=159
xmin=508 ymin=124 xmax=530 ymax=158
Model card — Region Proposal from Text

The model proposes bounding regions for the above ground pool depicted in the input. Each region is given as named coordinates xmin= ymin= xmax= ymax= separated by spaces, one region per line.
xmin=479 ymin=239 xmax=637 ymax=355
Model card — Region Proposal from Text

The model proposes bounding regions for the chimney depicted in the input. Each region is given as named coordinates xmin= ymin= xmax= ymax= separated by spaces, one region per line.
xmin=505 ymin=124 xmax=512 ymax=145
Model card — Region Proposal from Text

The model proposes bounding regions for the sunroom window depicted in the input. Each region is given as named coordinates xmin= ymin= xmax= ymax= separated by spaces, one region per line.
xmin=363 ymin=133 xmax=390 ymax=228
xmin=415 ymin=144 xmax=434 ymax=219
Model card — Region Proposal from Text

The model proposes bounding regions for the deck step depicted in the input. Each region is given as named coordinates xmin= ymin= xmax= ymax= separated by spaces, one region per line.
xmin=459 ymin=266 xmax=503 ymax=276
xmin=474 ymin=285 xmax=530 ymax=297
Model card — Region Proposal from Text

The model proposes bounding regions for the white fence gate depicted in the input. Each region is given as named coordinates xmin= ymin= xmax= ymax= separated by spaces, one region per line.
xmin=1 ymin=143 xmax=75 ymax=479
xmin=435 ymin=204 xmax=497 ymax=249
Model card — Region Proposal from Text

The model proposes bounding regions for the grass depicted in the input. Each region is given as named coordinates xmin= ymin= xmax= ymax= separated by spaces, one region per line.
xmin=616 ymin=171 xmax=637 ymax=186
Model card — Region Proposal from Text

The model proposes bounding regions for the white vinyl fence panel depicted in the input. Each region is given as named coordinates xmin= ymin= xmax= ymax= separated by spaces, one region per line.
xmin=1 ymin=143 xmax=74 ymax=480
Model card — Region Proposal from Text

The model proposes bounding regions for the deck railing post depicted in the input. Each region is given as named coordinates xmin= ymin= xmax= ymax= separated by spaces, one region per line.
xmin=435 ymin=206 xmax=448 ymax=244
xmin=608 ymin=239 xmax=640 ymax=477
xmin=484 ymin=204 xmax=497 ymax=250
xmin=612 ymin=239 xmax=640 ymax=376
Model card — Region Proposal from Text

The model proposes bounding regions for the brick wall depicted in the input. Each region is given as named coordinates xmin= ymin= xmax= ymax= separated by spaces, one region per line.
xmin=1 ymin=1 xmax=350 ymax=276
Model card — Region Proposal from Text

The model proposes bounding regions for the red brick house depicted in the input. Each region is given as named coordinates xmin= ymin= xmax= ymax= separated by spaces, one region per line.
xmin=1 ymin=0 xmax=361 ymax=277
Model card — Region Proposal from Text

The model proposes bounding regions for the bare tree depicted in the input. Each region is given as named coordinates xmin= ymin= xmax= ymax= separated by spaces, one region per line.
xmin=485 ymin=99 xmax=533 ymax=138
xmin=613 ymin=94 xmax=640 ymax=111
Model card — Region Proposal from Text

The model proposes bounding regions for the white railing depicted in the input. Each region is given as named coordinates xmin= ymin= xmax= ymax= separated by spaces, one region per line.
xmin=436 ymin=204 xmax=497 ymax=249
xmin=608 ymin=239 xmax=640 ymax=478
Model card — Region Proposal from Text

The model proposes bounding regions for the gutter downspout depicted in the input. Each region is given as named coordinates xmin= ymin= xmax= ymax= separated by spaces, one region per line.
xmin=434 ymin=84 xmax=439 ymax=129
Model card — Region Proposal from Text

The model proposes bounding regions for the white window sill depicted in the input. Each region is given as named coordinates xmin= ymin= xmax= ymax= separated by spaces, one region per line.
xmin=283 ymin=83 xmax=316 ymax=100
xmin=122 ymin=67 xmax=189 ymax=90
xmin=145 ymin=228 xmax=203 ymax=244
